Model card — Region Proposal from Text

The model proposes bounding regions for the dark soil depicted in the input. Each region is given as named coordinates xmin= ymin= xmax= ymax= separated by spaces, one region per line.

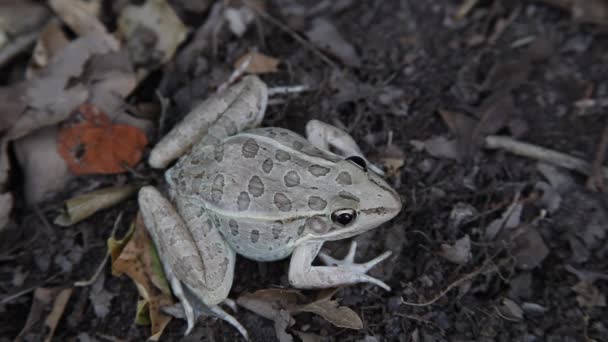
xmin=2 ymin=1 xmax=608 ymax=341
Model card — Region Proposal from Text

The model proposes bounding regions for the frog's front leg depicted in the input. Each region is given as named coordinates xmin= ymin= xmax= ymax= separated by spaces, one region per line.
xmin=288 ymin=242 xmax=392 ymax=291
xmin=138 ymin=187 xmax=246 ymax=338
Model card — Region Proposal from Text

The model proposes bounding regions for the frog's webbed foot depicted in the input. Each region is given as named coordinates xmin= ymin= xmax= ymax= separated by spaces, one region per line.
xmin=289 ymin=242 xmax=392 ymax=291
xmin=305 ymin=119 xmax=384 ymax=175
xmin=318 ymin=241 xmax=392 ymax=291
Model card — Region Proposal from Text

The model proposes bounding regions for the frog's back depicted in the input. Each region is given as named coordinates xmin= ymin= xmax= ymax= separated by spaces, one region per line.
xmin=167 ymin=128 xmax=343 ymax=261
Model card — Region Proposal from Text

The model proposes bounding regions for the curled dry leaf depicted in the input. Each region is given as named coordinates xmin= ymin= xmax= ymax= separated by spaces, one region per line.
xmin=54 ymin=184 xmax=139 ymax=226
xmin=14 ymin=126 xmax=72 ymax=205
xmin=110 ymin=213 xmax=173 ymax=341
xmin=234 ymin=51 xmax=280 ymax=74
xmin=17 ymin=287 xmax=73 ymax=342
xmin=49 ymin=0 xmax=115 ymax=47
xmin=117 ymin=0 xmax=187 ymax=76
xmin=571 ymin=281 xmax=607 ymax=308
xmin=238 ymin=287 xmax=364 ymax=341
xmin=438 ymin=235 xmax=472 ymax=265
xmin=57 ymin=104 xmax=148 ymax=175
xmin=306 ymin=18 xmax=361 ymax=67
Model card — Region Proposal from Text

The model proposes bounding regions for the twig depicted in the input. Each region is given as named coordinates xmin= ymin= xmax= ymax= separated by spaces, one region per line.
xmin=401 ymin=258 xmax=502 ymax=307
xmin=217 ymin=54 xmax=252 ymax=93
xmin=586 ymin=121 xmax=608 ymax=191
xmin=268 ymin=85 xmax=310 ymax=96
xmin=0 ymin=32 xmax=38 ymax=67
xmin=484 ymin=135 xmax=608 ymax=180
xmin=74 ymin=212 xmax=123 ymax=287
xmin=242 ymin=0 xmax=338 ymax=69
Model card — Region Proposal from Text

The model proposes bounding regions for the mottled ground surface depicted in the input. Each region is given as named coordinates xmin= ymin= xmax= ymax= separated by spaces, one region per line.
xmin=2 ymin=1 xmax=607 ymax=341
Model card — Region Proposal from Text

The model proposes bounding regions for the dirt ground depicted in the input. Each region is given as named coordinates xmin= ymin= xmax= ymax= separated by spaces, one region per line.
xmin=1 ymin=0 xmax=608 ymax=341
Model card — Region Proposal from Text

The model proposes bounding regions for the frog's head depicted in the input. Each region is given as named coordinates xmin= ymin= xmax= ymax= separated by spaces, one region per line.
xmin=305 ymin=156 xmax=402 ymax=242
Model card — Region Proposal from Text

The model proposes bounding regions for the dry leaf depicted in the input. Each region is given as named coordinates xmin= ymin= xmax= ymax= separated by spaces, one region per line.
xmin=43 ymin=288 xmax=73 ymax=342
xmin=54 ymin=184 xmax=139 ymax=226
xmin=49 ymin=0 xmax=114 ymax=47
xmin=237 ymin=288 xmax=303 ymax=320
xmin=296 ymin=291 xmax=363 ymax=330
xmin=572 ymin=281 xmax=607 ymax=308
xmin=306 ymin=18 xmax=361 ymax=67
xmin=111 ymin=213 xmax=173 ymax=341
xmin=117 ymin=0 xmax=187 ymax=76
xmin=234 ymin=51 xmax=280 ymax=74
xmin=14 ymin=126 xmax=72 ymax=205
xmin=497 ymin=298 xmax=524 ymax=321
xmin=508 ymin=225 xmax=549 ymax=270
xmin=438 ymin=235 xmax=472 ymax=265
xmin=27 ymin=20 xmax=70 ymax=78
xmin=17 ymin=287 xmax=73 ymax=341
xmin=57 ymin=104 xmax=148 ymax=175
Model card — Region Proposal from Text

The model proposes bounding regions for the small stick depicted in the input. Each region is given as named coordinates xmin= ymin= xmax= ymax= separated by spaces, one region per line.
xmin=586 ymin=121 xmax=608 ymax=191
xmin=217 ymin=54 xmax=252 ymax=93
xmin=484 ymin=135 xmax=608 ymax=180
xmin=74 ymin=212 xmax=123 ymax=287
xmin=268 ymin=85 xmax=310 ymax=96
xmin=242 ymin=0 xmax=338 ymax=69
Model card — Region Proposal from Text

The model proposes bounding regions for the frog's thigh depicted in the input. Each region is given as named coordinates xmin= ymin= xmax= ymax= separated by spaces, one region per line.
xmin=149 ymin=76 xmax=267 ymax=168
xmin=138 ymin=187 xmax=234 ymax=306
xmin=175 ymin=196 xmax=236 ymax=305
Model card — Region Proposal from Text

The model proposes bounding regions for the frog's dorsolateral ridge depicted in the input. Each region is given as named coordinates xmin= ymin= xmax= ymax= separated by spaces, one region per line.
xmin=138 ymin=76 xmax=402 ymax=338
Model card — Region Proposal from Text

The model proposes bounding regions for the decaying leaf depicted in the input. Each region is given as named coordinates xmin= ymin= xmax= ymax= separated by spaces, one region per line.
xmin=306 ymin=18 xmax=361 ymax=67
xmin=117 ymin=0 xmax=187 ymax=76
xmin=111 ymin=213 xmax=173 ymax=341
xmin=234 ymin=51 xmax=280 ymax=74
xmin=497 ymin=298 xmax=524 ymax=321
xmin=238 ymin=287 xmax=364 ymax=341
xmin=572 ymin=281 xmax=607 ymax=308
xmin=485 ymin=199 xmax=523 ymax=240
xmin=438 ymin=235 xmax=472 ymax=265
xmin=54 ymin=184 xmax=139 ymax=226
xmin=17 ymin=287 xmax=73 ymax=342
xmin=57 ymin=104 xmax=148 ymax=175
xmin=27 ymin=20 xmax=70 ymax=78
xmin=0 ymin=192 xmax=12 ymax=230
xmin=14 ymin=126 xmax=72 ymax=205
xmin=296 ymin=296 xmax=363 ymax=330
xmin=49 ymin=0 xmax=110 ymax=43
xmin=412 ymin=136 xmax=461 ymax=161
xmin=508 ymin=225 xmax=550 ymax=270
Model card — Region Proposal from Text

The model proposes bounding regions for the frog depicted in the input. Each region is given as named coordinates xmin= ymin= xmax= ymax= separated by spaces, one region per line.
xmin=138 ymin=75 xmax=402 ymax=339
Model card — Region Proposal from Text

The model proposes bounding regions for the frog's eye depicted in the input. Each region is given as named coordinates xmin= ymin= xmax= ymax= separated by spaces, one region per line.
xmin=345 ymin=156 xmax=367 ymax=172
xmin=331 ymin=209 xmax=357 ymax=226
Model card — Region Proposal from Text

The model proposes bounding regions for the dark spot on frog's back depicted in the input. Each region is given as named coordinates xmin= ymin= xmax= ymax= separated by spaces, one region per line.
xmin=275 ymin=149 xmax=291 ymax=162
xmin=274 ymin=193 xmax=292 ymax=212
xmin=292 ymin=141 xmax=304 ymax=150
xmin=237 ymin=192 xmax=251 ymax=211
xmin=242 ymin=138 xmax=259 ymax=158
xmin=272 ymin=223 xmax=282 ymax=239
xmin=308 ymin=196 xmax=328 ymax=210
xmin=248 ymin=176 xmax=265 ymax=197
xmin=336 ymin=171 xmax=352 ymax=185
xmin=214 ymin=144 xmax=224 ymax=162
xmin=284 ymin=170 xmax=300 ymax=187
xmin=250 ymin=229 xmax=260 ymax=243
xmin=262 ymin=158 xmax=273 ymax=173
xmin=229 ymin=219 xmax=239 ymax=236
xmin=211 ymin=174 xmax=224 ymax=203
xmin=308 ymin=164 xmax=330 ymax=177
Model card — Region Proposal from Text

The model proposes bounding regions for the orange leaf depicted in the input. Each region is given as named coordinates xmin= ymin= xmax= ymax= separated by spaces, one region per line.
xmin=234 ymin=51 xmax=280 ymax=74
xmin=57 ymin=104 xmax=148 ymax=175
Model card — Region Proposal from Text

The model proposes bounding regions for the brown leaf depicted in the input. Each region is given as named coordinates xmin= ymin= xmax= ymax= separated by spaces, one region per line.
xmin=57 ymin=104 xmax=148 ymax=175
xmin=572 ymin=281 xmax=607 ymax=308
xmin=54 ymin=184 xmax=139 ymax=226
xmin=49 ymin=0 xmax=113 ymax=45
xmin=17 ymin=287 xmax=73 ymax=342
xmin=111 ymin=213 xmax=173 ymax=341
xmin=438 ymin=235 xmax=472 ymax=265
xmin=237 ymin=288 xmax=303 ymax=320
xmin=297 ymin=298 xmax=363 ymax=330
xmin=27 ymin=20 xmax=70 ymax=78
xmin=234 ymin=51 xmax=280 ymax=74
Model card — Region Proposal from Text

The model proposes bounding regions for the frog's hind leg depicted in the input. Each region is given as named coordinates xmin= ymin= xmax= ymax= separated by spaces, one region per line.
xmin=138 ymin=187 xmax=245 ymax=338
xmin=149 ymin=75 xmax=267 ymax=168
